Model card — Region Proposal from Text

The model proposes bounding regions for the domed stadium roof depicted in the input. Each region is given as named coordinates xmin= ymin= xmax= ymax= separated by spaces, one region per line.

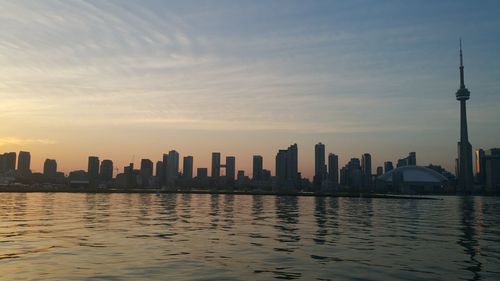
xmin=378 ymin=166 xmax=448 ymax=183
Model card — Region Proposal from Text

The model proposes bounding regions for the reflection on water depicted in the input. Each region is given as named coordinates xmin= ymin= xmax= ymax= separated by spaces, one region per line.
xmin=458 ymin=197 xmax=483 ymax=281
xmin=0 ymin=193 xmax=499 ymax=280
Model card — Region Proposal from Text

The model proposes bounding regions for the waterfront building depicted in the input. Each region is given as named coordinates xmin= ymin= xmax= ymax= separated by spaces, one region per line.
xmin=286 ymin=144 xmax=298 ymax=182
xmin=376 ymin=166 xmax=449 ymax=194
xmin=17 ymin=151 xmax=31 ymax=177
xmin=253 ymin=155 xmax=263 ymax=181
xmin=376 ymin=166 xmax=383 ymax=176
xmin=314 ymin=143 xmax=326 ymax=186
xmin=485 ymin=148 xmax=500 ymax=193
xmin=475 ymin=149 xmax=486 ymax=184
xmin=197 ymin=168 xmax=208 ymax=179
xmin=166 ymin=150 xmax=179 ymax=186
xmin=328 ymin=153 xmax=339 ymax=185
xmin=155 ymin=161 xmax=164 ymax=186
xmin=396 ymin=152 xmax=417 ymax=168
xmin=100 ymin=160 xmax=113 ymax=181
xmin=226 ymin=156 xmax=236 ymax=181
xmin=408 ymin=152 xmax=416 ymax=166
xmin=384 ymin=161 xmax=394 ymax=173
xmin=183 ymin=156 xmax=193 ymax=179
xmin=0 ymin=152 xmax=16 ymax=174
xmin=43 ymin=159 xmax=57 ymax=178
xmin=361 ymin=153 xmax=372 ymax=190
xmin=211 ymin=152 xmax=221 ymax=179
xmin=340 ymin=158 xmax=362 ymax=189
xmin=455 ymin=41 xmax=474 ymax=193
xmin=237 ymin=170 xmax=245 ymax=181
xmin=87 ymin=156 xmax=100 ymax=181
xmin=140 ymin=159 xmax=153 ymax=187
xmin=161 ymin=153 xmax=168 ymax=186
xmin=274 ymin=144 xmax=299 ymax=188
xmin=275 ymin=149 xmax=287 ymax=181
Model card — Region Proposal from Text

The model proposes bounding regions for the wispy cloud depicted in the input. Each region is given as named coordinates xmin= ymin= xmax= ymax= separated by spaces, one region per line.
xmin=0 ymin=137 xmax=57 ymax=146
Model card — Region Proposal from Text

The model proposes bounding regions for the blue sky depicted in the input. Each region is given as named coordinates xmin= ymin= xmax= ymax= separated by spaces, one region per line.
xmin=0 ymin=0 xmax=499 ymax=177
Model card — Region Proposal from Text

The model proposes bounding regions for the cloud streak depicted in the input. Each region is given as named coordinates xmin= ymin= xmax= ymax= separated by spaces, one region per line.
xmin=0 ymin=137 xmax=57 ymax=146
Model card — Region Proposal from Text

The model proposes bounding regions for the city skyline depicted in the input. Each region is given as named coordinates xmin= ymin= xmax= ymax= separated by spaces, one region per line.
xmin=1 ymin=1 xmax=499 ymax=177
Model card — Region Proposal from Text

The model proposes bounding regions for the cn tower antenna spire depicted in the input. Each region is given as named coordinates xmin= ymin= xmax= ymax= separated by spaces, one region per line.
xmin=460 ymin=38 xmax=463 ymax=66
xmin=459 ymin=38 xmax=465 ymax=89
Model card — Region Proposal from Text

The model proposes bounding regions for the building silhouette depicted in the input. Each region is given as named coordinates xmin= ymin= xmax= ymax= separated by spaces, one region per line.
xmin=384 ymin=161 xmax=394 ymax=173
xmin=397 ymin=152 xmax=416 ymax=168
xmin=0 ymin=152 xmax=16 ymax=174
xmin=484 ymin=148 xmax=500 ymax=193
xmin=87 ymin=156 xmax=100 ymax=181
xmin=455 ymin=41 xmax=474 ymax=193
xmin=276 ymin=149 xmax=287 ymax=181
xmin=253 ymin=155 xmax=263 ymax=181
xmin=328 ymin=153 xmax=339 ymax=185
xmin=475 ymin=149 xmax=486 ymax=185
xmin=17 ymin=151 xmax=31 ymax=177
xmin=166 ymin=150 xmax=179 ymax=186
xmin=183 ymin=156 xmax=193 ymax=179
xmin=314 ymin=143 xmax=326 ymax=187
xmin=211 ymin=152 xmax=221 ymax=179
xmin=225 ymin=156 xmax=236 ymax=181
xmin=361 ymin=153 xmax=372 ymax=189
xmin=100 ymin=159 xmax=113 ymax=181
xmin=43 ymin=159 xmax=57 ymax=178
xmin=197 ymin=168 xmax=208 ymax=179
xmin=376 ymin=166 xmax=383 ymax=176
xmin=155 ymin=161 xmax=164 ymax=186
xmin=140 ymin=159 xmax=153 ymax=187
xmin=275 ymin=144 xmax=299 ymax=186
xmin=340 ymin=158 xmax=362 ymax=189
xmin=161 ymin=153 xmax=168 ymax=186
xmin=287 ymin=144 xmax=298 ymax=182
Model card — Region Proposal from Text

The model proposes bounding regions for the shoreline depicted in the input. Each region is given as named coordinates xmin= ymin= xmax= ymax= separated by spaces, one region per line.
xmin=0 ymin=186 xmax=442 ymax=199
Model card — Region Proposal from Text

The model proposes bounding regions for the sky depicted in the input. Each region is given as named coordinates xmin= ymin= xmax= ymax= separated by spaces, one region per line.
xmin=0 ymin=0 xmax=499 ymax=178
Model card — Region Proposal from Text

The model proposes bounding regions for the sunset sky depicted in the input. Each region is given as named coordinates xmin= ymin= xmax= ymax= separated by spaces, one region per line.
xmin=0 ymin=1 xmax=499 ymax=178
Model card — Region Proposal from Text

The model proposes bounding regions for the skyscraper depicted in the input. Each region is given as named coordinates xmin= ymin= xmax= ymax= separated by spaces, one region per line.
xmin=88 ymin=156 xmax=100 ymax=181
xmin=275 ymin=144 xmax=299 ymax=184
xmin=225 ymin=156 xmax=235 ymax=181
xmin=328 ymin=153 xmax=339 ymax=185
xmin=361 ymin=153 xmax=372 ymax=189
xmin=183 ymin=156 xmax=193 ymax=179
xmin=408 ymin=152 xmax=416 ymax=166
xmin=314 ymin=143 xmax=326 ymax=186
xmin=286 ymin=143 xmax=298 ymax=181
xmin=43 ymin=159 xmax=57 ymax=178
xmin=275 ymin=149 xmax=287 ymax=180
xmin=0 ymin=152 xmax=16 ymax=173
xmin=475 ymin=149 xmax=486 ymax=185
xmin=253 ymin=155 xmax=263 ymax=181
xmin=17 ymin=151 xmax=31 ymax=177
xmin=155 ymin=161 xmax=164 ymax=186
xmin=455 ymin=40 xmax=474 ymax=193
xmin=166 ymin=150 xmax=179 ymax=186
xmin=161 ymin=153 xmax=168 ymax=186
xmin=100 ymin=160 xmax=113 ymax=181
xmin=211 ymin=152 xmax=221 ymax=179
xmin=384 ymin=161 xmax=394 ymax=173
xmin=140 ymin=159 xmax=153 ymax=187
xmin=484 ymin=148 xmax=500 ymax=193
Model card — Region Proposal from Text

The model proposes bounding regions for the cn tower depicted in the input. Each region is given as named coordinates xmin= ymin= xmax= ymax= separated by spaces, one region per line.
xmin=455 ymin=40 xmax=473 ymax=193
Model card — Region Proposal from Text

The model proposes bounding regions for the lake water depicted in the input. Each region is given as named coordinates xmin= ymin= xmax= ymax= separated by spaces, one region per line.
xmin=0 ymin=193 xmax=499 ymax=280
